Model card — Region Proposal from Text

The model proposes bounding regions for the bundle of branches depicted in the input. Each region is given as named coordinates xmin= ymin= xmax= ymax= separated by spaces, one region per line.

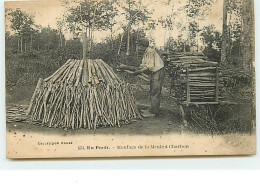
xmin=7 ymin=105 xmax=29 ymax=123
xmin=26 ymin=59 xmax=142 ymax=130
xmin=189 ymin=105 xmax=221 ymax=136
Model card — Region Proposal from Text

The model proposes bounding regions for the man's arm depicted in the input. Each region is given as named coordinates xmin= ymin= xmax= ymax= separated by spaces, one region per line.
xmin=132 ymin=66 xmax=149 ymax=75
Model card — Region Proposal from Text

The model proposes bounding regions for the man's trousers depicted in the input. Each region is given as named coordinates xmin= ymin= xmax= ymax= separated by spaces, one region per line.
xmin=149 ymin=68 xmax=164 ymax=115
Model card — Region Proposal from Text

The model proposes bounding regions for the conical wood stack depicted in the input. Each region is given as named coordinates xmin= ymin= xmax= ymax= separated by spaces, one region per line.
xmin=27 ymin=59 xmax=142 ymax=130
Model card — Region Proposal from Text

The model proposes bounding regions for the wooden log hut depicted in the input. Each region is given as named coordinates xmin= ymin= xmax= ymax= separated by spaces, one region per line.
xmin=26 ymin=59 xmax=142 ymax=130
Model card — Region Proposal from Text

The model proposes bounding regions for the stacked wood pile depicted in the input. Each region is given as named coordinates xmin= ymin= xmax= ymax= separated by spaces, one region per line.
xmin=165 ymin=53 xmax=223 ymax=103
xmin=6 ymin=105 xmax=29 ymax=123
xmin=27 ymin=59 xmax=142 ymax=130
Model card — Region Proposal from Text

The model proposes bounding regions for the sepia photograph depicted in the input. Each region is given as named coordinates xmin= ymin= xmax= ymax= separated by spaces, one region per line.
xmin=5 ymin=0 xmax=256 ymax=158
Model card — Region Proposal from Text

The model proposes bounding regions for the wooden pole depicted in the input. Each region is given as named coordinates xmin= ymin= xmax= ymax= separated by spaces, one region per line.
xmin=186 ymin=66 xmax=190 ymax=103
xmin=215 ymin=66 xmax=219 ymax=102
xmin=179 ymin=104 xmax=188 ymax=126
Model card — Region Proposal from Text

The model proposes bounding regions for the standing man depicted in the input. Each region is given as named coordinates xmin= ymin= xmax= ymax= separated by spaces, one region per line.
xmin=133 ymin=38 xmax=164 ymax=117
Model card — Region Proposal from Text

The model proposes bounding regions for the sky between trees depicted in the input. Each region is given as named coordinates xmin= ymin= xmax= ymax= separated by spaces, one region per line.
xmin=5 ymin=0 xmax=224 ymax=47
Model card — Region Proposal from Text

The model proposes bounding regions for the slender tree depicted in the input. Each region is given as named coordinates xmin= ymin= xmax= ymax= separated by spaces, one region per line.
xmin=8 ymin=9 xmax=36 ymax=53
xmin=57 ymin=20 xmax=66 ymax=48
xmin=221 ymin=0 xmax=228 ymax=64
xmin=241 ymin=0 xmax=254 ymax=72
xmin=64 ymin=0 xmax=119 ymax=59
xmin=185 ymin=0 xmax=216 ymax=52
xmin=122 ymin=0 xmax=151 ymax=55
xmin=100 ymin=0 xmax=119 ymax=50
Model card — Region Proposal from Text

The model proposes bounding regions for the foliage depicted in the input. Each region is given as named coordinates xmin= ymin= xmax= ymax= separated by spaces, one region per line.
xmin=179 ymin=0 xmax=217 ymax=52
xmin=200 ymin=25 xmax=221 ymax=48
xmin=164 ymin=37 xmax=190 ymax=52
xmin=65 ymin=0 xmax=118 ymax=35
xmin=202 ymin=47 xmax=220 ymax=62
xmin=200 ymin=25 xmax=221 ymax=61
xmin=37 ymin=26 xmax=60 ymax=51
xmin=5 ymin=0 xmax=250 ymax=76
xmin=122 ymin=0 xmax=151 ymax=27
xmin=91 ymin=29 xmax=146 ymax=67
xmin=5 ymin=25 xmax=65 ymax=54
xmin=188 ymin=21 xmax=199 ymax=48
xmin=185 ymin=0 xmax=216 ymax=19
xmin=7 ymin=9 xmax=39 ymax=53
xmin=8 ymin=9 xmax=36 ymax=35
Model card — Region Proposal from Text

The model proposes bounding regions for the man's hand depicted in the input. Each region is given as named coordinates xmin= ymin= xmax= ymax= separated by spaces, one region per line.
xmin=132 ymin=70 xmax=142 ymax=75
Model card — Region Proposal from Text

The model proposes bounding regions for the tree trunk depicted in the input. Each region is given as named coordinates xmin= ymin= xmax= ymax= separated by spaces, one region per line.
xmin=118 ymin=34 xmax=123 ymax=55
xmin=17 ymin=36 xmax=20 ymax=53
xmin=110 ymin=29 xmax=114 ymax=51
xmin=126 ymin=23 xmax=131 ymax=56
xmin=239 ymin=15 xmax=243 ymax=58
xmin=228 ymin=12 xmax=232 ymax=55
xmin=89 ymin=27 xmax=91 ymax=52
xmin=241 ymin=0 xmax=254 ymax=72
xmin=126 ymin=1 xmax=131 ymax=56
xmin=30 ymin=34 xmax=33 ymax=51
xmin=82 ymin=31 xmax=87 ymax=61
xmin=59 ymin=29 xmax=63 ymax=48
xmin=197 ymin=31 xmax=199 ymax=53
xmin=61 ymin=34 xmax=63 ymax=48
xmin=168 ymin=28 xmax=171 ymax=48
xmin=131 ymin=31 xmax=134 ymax=53
xmin=221 ymin=0 xmax=228 ymax=65
xmin=90 ymin=28 xmax=93 ymax=54
xmin=135 ymin=29 xmax=139 ymax=54
xmin=20 ymin=36 xmax=23 ymax=53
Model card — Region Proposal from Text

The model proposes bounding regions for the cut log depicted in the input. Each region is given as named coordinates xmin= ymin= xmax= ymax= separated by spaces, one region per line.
xmin=27 ymin=78 xmax=43 ymax=115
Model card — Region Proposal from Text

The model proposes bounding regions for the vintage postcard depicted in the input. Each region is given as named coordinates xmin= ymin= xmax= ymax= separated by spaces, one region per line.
xmin=5 ymin=0 xmax=256 ymax=158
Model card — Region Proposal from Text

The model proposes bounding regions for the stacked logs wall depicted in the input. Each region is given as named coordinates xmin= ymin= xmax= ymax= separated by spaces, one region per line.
xmin=165 ymin=53 xmax=224 ymax=103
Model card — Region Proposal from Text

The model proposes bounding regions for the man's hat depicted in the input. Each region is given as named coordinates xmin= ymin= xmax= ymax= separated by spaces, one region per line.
xmin=138 ymin=38 xmax=149 ymax=47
